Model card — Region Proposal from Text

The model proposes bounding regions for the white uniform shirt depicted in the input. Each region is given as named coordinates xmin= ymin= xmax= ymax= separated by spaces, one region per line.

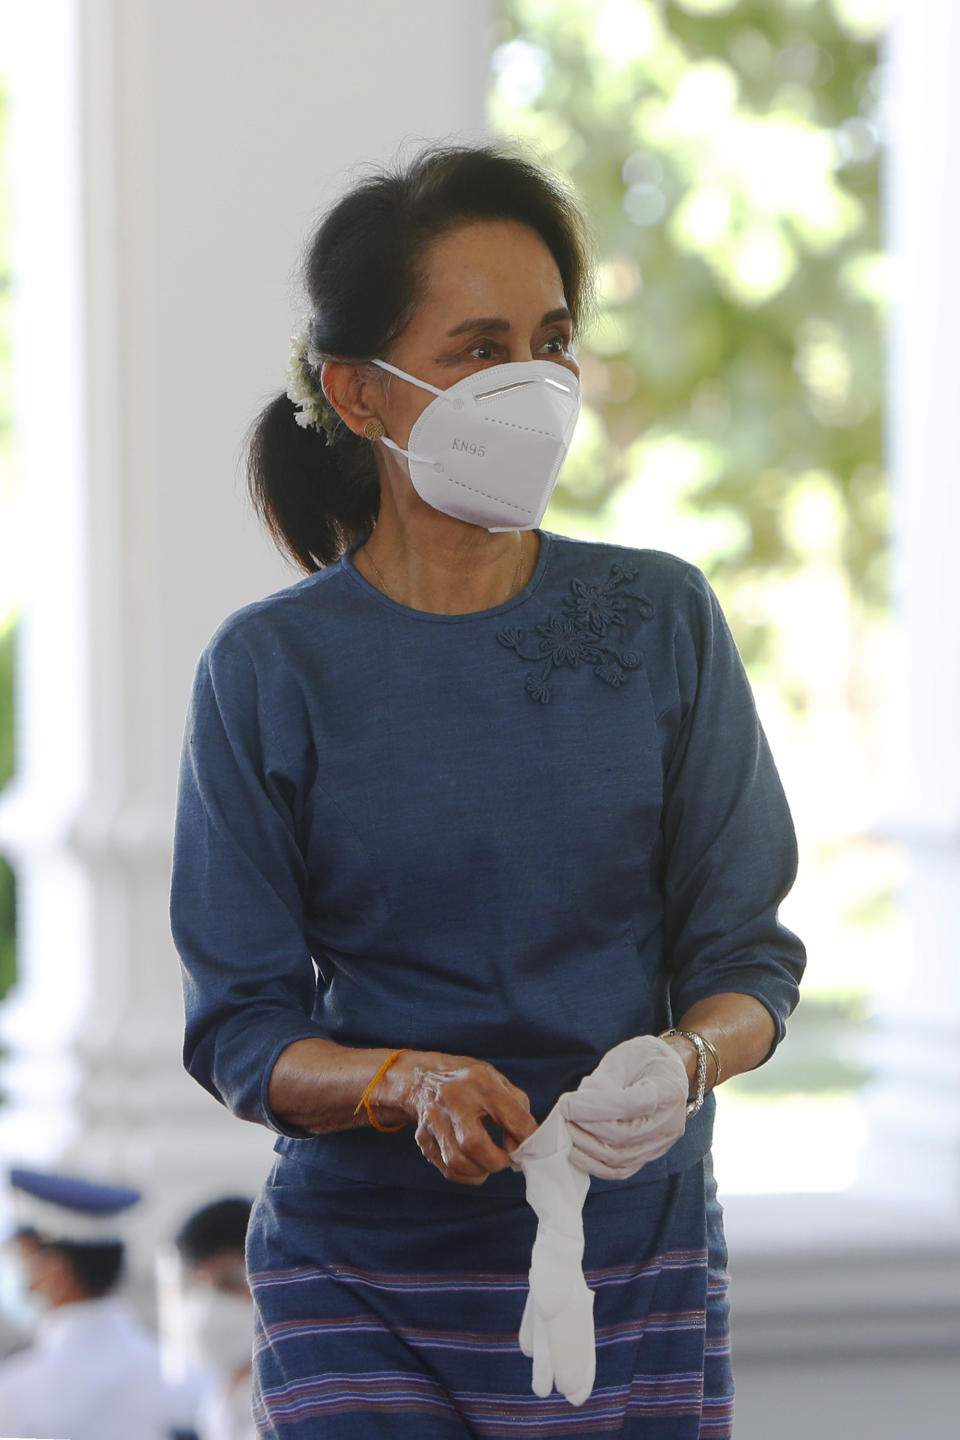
xmin=0 ymin=1296 xmax=196 ymax=1440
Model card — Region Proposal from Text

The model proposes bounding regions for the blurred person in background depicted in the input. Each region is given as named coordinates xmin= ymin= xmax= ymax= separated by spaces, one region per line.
xmin=173 ymin=1196 xmax=256 ymax=1440
xmin=170 ymin=142 xmax=805 ymax=1438
xmin=0 ymin=1166 xmax=199 ymax=1440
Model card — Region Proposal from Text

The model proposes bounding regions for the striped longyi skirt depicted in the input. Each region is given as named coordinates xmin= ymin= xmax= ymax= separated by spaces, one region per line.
xmin=247 ymin=1149 xmax=733 ymax=1438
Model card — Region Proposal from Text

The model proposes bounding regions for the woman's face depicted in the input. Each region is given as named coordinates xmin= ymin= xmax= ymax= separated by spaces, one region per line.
xmin=371 ymin=218 xmax=579 ymax=449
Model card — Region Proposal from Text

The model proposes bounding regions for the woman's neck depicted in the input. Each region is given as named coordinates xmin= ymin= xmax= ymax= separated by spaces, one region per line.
xmin=353 ymin=496 xmax=538 ymax=615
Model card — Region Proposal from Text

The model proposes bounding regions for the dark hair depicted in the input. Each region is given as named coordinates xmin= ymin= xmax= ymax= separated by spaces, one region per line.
xmin=247 ymin=143 xmax=595 ymax=573
xmin=20 ymin=1234 xmax=126 ymax=1299
xmin=174 ymin=1196 xmax=252 ymax=1267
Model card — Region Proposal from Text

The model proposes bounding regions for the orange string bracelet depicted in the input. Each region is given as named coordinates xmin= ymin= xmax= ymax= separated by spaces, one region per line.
xmin=353 ymin=1049 xmax=411 ymax=1133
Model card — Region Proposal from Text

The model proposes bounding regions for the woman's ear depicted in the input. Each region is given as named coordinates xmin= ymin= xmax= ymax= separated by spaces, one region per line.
xmin=321 ymin=361 xmax=383 ymax=437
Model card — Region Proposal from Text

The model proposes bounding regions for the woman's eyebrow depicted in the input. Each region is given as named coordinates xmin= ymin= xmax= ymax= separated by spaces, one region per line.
xmin=444 ymin=306 xmax=572 ymax=339
xmin=445 ymin=316 xmax=511 ymax=338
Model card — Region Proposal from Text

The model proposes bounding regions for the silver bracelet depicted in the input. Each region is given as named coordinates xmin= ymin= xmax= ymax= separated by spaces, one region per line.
xmin=699 ymin=1032 xmax=722 ymax=1087
xmin=659 ymin=1028 xmax=708 ymax=1117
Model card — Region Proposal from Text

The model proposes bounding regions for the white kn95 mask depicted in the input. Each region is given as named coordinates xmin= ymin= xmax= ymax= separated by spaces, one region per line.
xmin=372 ymin=358 xmax=581 ymax=532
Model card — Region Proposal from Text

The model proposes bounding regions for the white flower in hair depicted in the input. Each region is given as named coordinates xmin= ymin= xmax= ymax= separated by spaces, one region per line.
xmin=285 ymin=321 xmax=340 ymax=443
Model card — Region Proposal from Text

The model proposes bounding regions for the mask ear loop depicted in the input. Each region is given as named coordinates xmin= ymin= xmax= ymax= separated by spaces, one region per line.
xmin=379 ymin=435 xmax=441 ymax=469
xmin=370 ymin=358 xmax=457 ymax=468
xmin=372 ymin=357 xmax=451 ymax=399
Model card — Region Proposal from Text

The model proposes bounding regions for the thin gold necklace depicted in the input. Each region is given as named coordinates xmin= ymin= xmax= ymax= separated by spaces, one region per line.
xmin=363 ymin=532 xmax=526 ymax=609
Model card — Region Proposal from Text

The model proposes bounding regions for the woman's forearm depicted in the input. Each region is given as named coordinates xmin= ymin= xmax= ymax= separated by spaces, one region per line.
xmin=660 ymin=992 xmax=777 ymax=1092
xmin=268 ymin=1038 xmax=413 ymax=1133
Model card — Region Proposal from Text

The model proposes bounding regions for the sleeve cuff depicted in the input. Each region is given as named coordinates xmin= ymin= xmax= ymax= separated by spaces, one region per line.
xmin=199 ymin=1014 xmax=335 ymax=1138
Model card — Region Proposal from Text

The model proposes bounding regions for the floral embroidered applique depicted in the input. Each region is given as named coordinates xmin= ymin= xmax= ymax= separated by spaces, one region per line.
xmin=497 ymin=562 xmax=655 ymax=703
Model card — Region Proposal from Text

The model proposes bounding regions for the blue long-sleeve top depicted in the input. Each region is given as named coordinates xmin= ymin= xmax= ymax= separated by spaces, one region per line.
xmin=170 ymin=532 xmax=805 ymax=1195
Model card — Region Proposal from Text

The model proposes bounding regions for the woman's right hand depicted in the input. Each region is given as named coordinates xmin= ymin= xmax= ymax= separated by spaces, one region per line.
xmin=379 ymin=1050 xmax=538 ymax=1186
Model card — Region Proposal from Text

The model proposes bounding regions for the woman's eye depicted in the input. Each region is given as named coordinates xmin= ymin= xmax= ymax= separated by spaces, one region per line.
xmin=469 ymin=342 xmax=497 ymax=360
xmin=543 ymin=334 xmax=570 ymax=354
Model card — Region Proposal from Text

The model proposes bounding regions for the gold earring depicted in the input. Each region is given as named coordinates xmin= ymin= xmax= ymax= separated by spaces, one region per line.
xmin=363 ymin=419 xmax=386 ymax=441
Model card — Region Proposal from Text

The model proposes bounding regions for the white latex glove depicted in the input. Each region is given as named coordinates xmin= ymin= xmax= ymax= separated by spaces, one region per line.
xmin=513 ymin=1107 xmax=595 ymax=1406
xmin=557 ymin=1035 xmax=689 ymax=1181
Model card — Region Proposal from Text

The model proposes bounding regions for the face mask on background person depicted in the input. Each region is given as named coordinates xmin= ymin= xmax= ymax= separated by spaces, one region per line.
xmin=182 ymin=1284 xmax=254 ymax=1381
xmin=372 ymin=358 xmax=582 ymax=533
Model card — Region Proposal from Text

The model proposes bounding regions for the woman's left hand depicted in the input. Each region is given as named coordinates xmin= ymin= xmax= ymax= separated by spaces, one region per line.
xmin=557 ymin=1036 xmax=689 ymax=1181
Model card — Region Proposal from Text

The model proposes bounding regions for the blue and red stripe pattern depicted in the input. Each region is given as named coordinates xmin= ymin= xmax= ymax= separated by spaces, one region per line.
xmin=247 ymin=1153 xmax=733 ymax=1438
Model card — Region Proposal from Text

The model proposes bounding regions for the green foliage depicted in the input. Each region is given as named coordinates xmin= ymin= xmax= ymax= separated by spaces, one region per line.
xmin=491 ymin=0 xmax=887 ymax=653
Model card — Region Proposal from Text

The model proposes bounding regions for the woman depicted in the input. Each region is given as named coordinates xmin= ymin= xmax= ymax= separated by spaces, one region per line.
xmin=170 ymin=144 xmax=805 ymax=1439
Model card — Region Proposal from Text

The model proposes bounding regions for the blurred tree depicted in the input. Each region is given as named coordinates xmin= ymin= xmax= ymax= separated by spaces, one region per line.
xmin=491 ymin=0 xmax=888 ymax=1104
xmin=491 ymin=0 xmax=886 ymax=676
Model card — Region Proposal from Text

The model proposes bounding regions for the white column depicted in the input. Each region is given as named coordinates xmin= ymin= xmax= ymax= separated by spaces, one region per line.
xmin=859 ymin=0 xmax=960 ymax=1213
xmin=0 ymin=0 xmax=492 ymax=1241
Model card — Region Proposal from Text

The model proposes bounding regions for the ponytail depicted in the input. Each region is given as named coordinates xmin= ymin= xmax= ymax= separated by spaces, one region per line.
xmin=246 ymin=393 xmax=379 ymax=573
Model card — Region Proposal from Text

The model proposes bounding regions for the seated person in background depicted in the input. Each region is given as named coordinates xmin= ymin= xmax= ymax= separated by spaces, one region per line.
xmin=174 ymin=1196 xmax=255 ymax=1440
xmin=0 ymin=1165 xmax=200 ymax=1440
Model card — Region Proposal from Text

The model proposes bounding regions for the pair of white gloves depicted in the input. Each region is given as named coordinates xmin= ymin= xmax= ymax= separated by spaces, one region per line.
xmin=511 ymin=1035 xmax=689 ymax=1407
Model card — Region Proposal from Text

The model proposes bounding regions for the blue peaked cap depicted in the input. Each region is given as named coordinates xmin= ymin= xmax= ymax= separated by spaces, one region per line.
xmin=7 ymin=1167 xmax=142 ymax=1244
xmin=9 ymin=1168 xmax=142 ymax=1216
